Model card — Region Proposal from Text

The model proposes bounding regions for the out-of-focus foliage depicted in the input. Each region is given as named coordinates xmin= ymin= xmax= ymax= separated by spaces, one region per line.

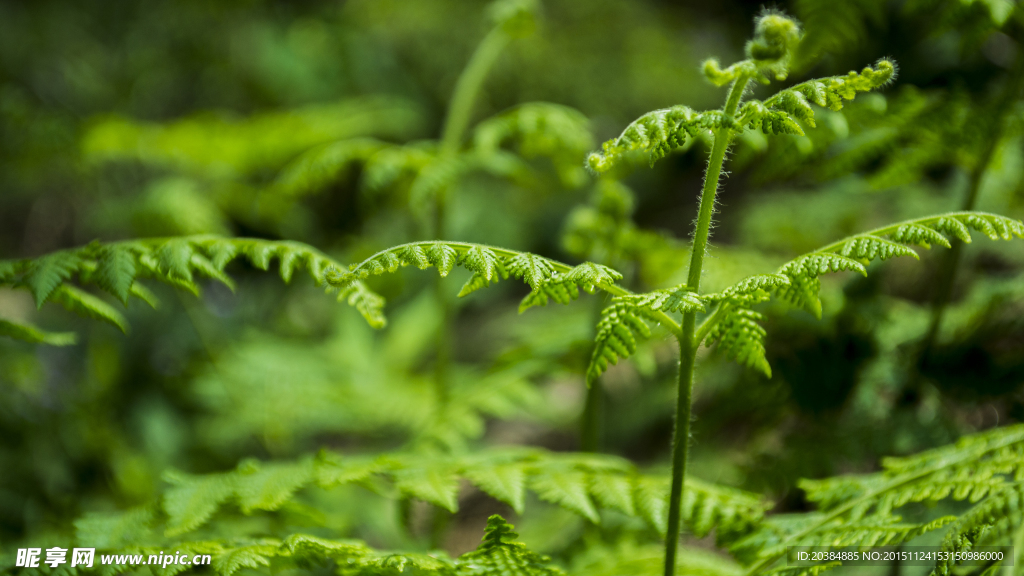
xmin=3 ymin=0 xmax=1024 ymax=575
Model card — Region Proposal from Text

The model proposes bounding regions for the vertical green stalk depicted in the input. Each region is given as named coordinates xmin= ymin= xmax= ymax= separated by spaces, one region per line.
xmin=664 ymin=72 xmax=750 ymax=576
xmin=580 ymin=363 xmax=603 ymax=452
xmin=919 ymin=48 xmax=1024 ymax=371
xmin=432 ymin=24 xmax=511 ymax=401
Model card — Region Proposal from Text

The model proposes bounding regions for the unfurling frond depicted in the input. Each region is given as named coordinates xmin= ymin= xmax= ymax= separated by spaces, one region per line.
xmin=327 ymin=241 xmax=623 ymax=317
xmin=737 ymin=425 xmax=1024 ymax=576
xmin=0 ymin=236 xmax=385 ymax=344
xmin=474 ymin=103 xmax=594 ymax=187
xmin=706 ymin=307 xmax=771 ymax=377
xmin=737 ymin=60 xmax=896 ymax=137
xmin=589 ymin=58 xmax=895 ymax=173
xmin=158 ymin=447 xmax=768 ymax=539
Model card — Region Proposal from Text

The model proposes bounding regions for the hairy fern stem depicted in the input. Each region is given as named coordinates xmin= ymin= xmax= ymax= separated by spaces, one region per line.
xmin=664 ymin=72 xmax=751 ymax=576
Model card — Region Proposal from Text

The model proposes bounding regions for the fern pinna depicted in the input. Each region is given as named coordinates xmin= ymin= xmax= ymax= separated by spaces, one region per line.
xmin=581 ymin=10 xmax=1024 ymax=576
xmin=731 ymin=423 xmax=1024 ymax=576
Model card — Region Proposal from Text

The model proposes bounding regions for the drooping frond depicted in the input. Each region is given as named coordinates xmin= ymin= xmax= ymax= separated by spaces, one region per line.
xmin=474 ymin=102 xmax=595 ymax=187
xmin=586 ymin=286 xmax=703 ymax=385
xmin=706 ymin=307 xmax=771 ymax=378
xmin=157 ymin=447 xmax=769 ymax=540
xmin=0 ymin=236 xmax=385 ymax=343
xmin=327 ymin=241 xmax=624 ymax=317
xmin=736 ymin=424 xmax=1024 ymax=576
xmin=82 ymin=96 xmax=424 ymax=179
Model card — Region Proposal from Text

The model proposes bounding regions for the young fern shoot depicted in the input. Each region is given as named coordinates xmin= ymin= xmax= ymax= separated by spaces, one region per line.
xmin=586 ymin=12 xmax=903 ymax=576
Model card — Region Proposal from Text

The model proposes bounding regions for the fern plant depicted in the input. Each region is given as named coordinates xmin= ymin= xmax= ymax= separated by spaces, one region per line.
xmin=580 ymin=11 xmax=1024 ymax=576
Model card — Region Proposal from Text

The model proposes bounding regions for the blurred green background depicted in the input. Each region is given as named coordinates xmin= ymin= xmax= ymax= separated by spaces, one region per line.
xmin=1 ymin=0 xmax=1023 ymax=567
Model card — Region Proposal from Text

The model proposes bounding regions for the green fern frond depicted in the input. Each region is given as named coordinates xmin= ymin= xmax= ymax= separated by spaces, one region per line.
xmin=457 ymin=515 xmax=565 ymax=576
xmin=738 ymin=425 xmax=1024 ymax=576
xmin=585 ymin=286 xmax=703 ymax=384
xmin=0 ymin=236 xmax=385 ymax=344
xmin=408 ymin=150 xmax=533 ymax=213
xmin=272 ymin=138 xmax=388 ymax=197
xmin=589 ymin=60 xmax=894 ymax=174
xmin=158 ymin=447 xmax=769 ymax=539
xmin=474 ymin=102 xmax=594 ymax=187
xmin=49 ymin=284 xmax=130 ymax=333
xmin=361 ymin=141 xmax=437 ymax=194
xmin=587 ymin=106 xmax=730 ymax=172
xmin=616 ymin=284 xmax=706 ymax=315
xmin=82 ymin=96 xmax=424 ymax=179
xmin=739 ymin=59 xmax=896 ymax=132
xmin=328 ymin=241 xmax=624 ymax=318
xmin=0 ymin=317 xmax=76 ymax=346
xmin=699 ymin=211 xmax=1024 ymax=376
xmin=62 ymin=516 xmax=565 ymax=576
xmin=933 ymin=484 xmax=1024 ymax=576
xmin=586 ymin=301 xmax=653 ymax=385
xmin=706 ymin=307 xmax=771 ymax=378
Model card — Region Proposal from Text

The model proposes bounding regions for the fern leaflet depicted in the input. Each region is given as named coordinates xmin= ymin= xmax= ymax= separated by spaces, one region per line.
xmin=157 ymin=447 xmax=769 ymax=540
xmin=0 ymin=236 xmax=386 ymax=343
xmin=700 ymin=211 xmax=1024 ymax=376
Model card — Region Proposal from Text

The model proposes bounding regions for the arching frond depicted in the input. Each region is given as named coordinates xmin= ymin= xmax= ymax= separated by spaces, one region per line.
xmin=327 ymin=241 xmax=624 ymax=317
xmin=587 ymin=107 xmax=730 ymax=172
xmin=157 ymin=447 xmax=769 ymax=539
xmin=0 ymin=236 xmax=386 ymax=343
xmin=700 ymin=211 xmax=1024 ymax=376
